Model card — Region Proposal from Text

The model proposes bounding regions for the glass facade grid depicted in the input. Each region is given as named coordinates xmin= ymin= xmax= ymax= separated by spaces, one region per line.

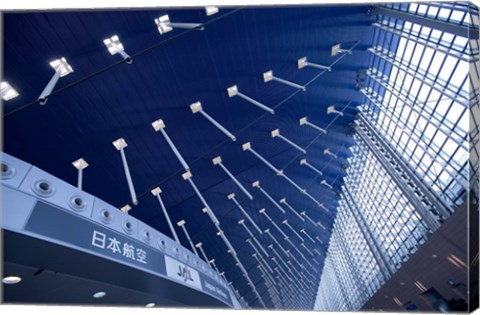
xmin=316 ymin=2 xmax=475 ymax=311
xmin=362 ymin=10 xmax=471 ymax=208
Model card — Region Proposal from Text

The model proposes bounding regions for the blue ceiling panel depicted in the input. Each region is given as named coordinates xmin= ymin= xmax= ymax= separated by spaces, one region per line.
xmin=3 ymin=5 xmax=375 ymax=308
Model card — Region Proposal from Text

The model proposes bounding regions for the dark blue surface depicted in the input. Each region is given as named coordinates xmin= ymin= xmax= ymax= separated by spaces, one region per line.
xmin=3 ymin=5 xmax=374 ymax=308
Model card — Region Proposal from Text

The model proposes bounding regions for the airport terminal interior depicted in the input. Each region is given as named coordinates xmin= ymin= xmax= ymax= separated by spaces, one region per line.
xmin=1 ymin=1 xmax=479 ymax=312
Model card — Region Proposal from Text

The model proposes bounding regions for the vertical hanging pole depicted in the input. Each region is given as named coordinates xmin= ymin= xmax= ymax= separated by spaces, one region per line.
xmin=38 ymin=57 xmax=73 ymax=105
xmin=259 ymin=209 xmax=289 ymax=240
xmin=72 ymin=158 xmax=88 ymax=190
xmin=331 ymin=43 xmax=352 ymax=56
xmin=299 ymin=117 xmax=328 ymax=134
xmin=269 ymin=245 xmax=292 ymax=272
xmin=300 ymin=158 xmax=324 ymax=176
xmin=316 ymin=220 xmax=327 ymax=230
xmin=300 ymin=243 xmax=314 ymax=256
xmin=252 ymin=181 xmax=286 ymax=214
xmin=278 ymin=171 xmax=322 ymax=208
xmin=291 ymin=245 xmax=315 ymax=270
xmin=271 ymin=129 xmax=306 ymax=154
xmin=320 ymin=179 xmax=334 ymax=189
xmin=177 ymin=220 xmax=199 ymax=256
xmin=228 ymin=85 xmax=275 ymax=115
xmin=191 ymin=102 xmax=236 ymax=141
xmin=263 ymin=70 xmax=306 ymax=91
xmin=229 ymin=194 xmax=262 ymax=233
xmin=112 ymin=138 xmax=138 ymax=205
xmin=251 ymin=250 xmax=273 ymax=274
xmin=327 ymin=105 xmax=344 ymax=116
xmin=298 ymin=56 xmax=332 ymax=71
xmin=151 ymin=119 xmax=190 ymax=171
xmin=155 ymin=14 xmax=204 ymax=34
xmin=282 ymin=220 xmax=304 ymax=242
xmin=151 ymin=187 xmax=180 ymax=244
xmin=264 ymin=229 xmax=290 ymax=257
xmin=279 ymin=198 xmax=305 ymax=221
xmin=323 ymin=148 xmax=338 ymax=159
xmin=242 ymin=142 xmax=281 ymax=174
xmin=209 ymin=259 xmax=221 ymax=274
xmin=212 ymin=157 xmax=253 ymax=200
xmin=195 ymin=242 xmax=210 ymax=264
xmin=300 ymin=229 xmax=316 ymax=244
xmin=103 ymin=35 xmax=133 ymax=64
xmin=238 ymin=220 xmax=269 ymax=257
xmin=182 ymin=171 xmax=220 ymax=226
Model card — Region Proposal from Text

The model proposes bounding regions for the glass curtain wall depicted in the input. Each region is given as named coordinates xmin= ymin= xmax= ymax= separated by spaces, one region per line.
xmin=315 ymin=2 xmax=478 ymax=310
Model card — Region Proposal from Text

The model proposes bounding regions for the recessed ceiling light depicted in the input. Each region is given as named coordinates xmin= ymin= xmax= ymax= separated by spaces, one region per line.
xmin=205 ymin=6 xmax=219 ymax=16
xmin=49 ymin=57 xmax=74 ymax=77
xmin=145 ymin=302 xmax=156 ymax=308
xmin=93 ymin=291 xmax=106 ymax=299
xmin=103 ymin=35 xmax=125 ymax=55
xmin=0 ymin=81 xmax=19 ymax=101
xmin=2 ymin=276 xmax=22 ymax=284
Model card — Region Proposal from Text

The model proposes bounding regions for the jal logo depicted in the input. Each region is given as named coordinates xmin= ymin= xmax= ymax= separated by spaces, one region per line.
xmin=177 ymin=264 xmax=194 ymax=282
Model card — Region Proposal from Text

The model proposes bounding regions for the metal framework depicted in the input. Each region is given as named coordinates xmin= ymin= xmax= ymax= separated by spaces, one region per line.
xmin=316 ymin=2 xmax=477 ymax=310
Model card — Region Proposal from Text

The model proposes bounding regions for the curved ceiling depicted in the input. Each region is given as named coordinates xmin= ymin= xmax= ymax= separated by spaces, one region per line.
xmin=3 ymin=5 xmax=375 ymax=309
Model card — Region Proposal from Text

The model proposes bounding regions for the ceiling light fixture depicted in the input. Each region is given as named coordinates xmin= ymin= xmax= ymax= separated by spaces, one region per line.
xmin=331 ymin=43 xmax=352 ymax=56
xmin=205 ymin=6 xmax=219 ymax=16
xmin=155 ymin=14 xmax=204 ymax=35
xmin=263 ymin=70 xmax=306 ymax=91
xmin=120 ymin=204 xmax=131 ymax=212
xmin=72 ymin=158 xmax=89 ymax=190
xmin=93 ymin=291 xmax=106 ymax=299
xmin=112 ymin=138 xmax=138 ymax=206
xmin=38 ymin=57 xmax=73 ymax=105
xmin=2 ymin=276 xmax=22 ymax=284
xmin=0 ymin=81 xmax=19 ymax=101
xmin=228 ymin=85 xmax=275 ymax=115
xmin=103 ymin=35 xmax=132 ymax=64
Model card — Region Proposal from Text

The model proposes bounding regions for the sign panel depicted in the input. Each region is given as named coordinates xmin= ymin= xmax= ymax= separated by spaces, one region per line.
xmin=24 ymin=201 xmax=166 ymax=274
xmin=202 ymin=278 xmax=231 ymax=303
xmin=165 ymin=255 xmax=202 ymax=290
xmin=22 ymin=201 xmax=234 ymax=306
